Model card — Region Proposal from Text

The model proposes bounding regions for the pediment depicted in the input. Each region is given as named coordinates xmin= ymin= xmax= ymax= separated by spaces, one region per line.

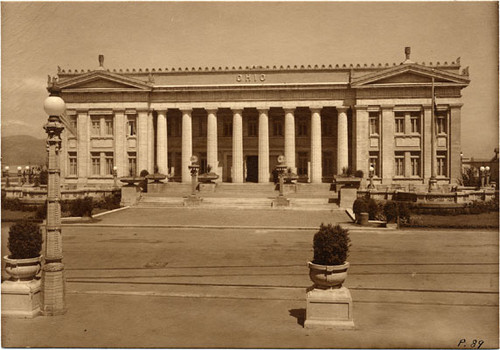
xmin=58 ymin=71 xmax=152 ymax=91
xmin=351 ymin=64 xmax=470 ymax=88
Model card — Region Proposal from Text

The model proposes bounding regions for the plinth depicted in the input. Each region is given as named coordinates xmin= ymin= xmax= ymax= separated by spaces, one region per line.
xmin=272 ymin=196 xmax=290 ymax=207
xmin=184 ymin=195 xmax=202 ymax=206
xmin=2 ymin=279 xmax=41 ymax=318
xmin=305 ymin=286 xmax=354 ymax=329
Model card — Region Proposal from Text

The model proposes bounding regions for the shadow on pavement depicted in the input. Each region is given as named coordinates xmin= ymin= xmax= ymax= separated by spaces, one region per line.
xmin=288 ymin=308 xmax=305 ymax=327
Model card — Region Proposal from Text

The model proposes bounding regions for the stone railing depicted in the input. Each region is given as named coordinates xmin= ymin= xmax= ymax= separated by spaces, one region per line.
xmin=357 ymin=188 xmax=496 ymax=204
xmin=2 ymin=185 xmax=117 ymax=204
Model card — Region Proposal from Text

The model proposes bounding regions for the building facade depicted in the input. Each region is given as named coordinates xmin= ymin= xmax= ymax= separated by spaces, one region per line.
xmin=53 ymin=49 xmax=470 ymax=188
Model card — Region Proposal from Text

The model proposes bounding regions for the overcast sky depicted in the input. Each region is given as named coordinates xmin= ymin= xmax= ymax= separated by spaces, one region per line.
xmin=1 ymin=1 xmax=498 ymax=158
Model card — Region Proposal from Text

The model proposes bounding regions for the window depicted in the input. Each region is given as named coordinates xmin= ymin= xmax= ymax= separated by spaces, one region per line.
xmin=395 ymin=152 xmax=405 ymax=176
xmin=248 ymin=118 xmax=257 ymax=137
xmin=128 ymin=152 xmax=137 ymax=177
xmin=437 ymin=151 xmax=447 ymax=176
xmin=223 ymin=119 xmax=233 ymax=137
xmin=369 ymin=112 xmax=379 ymax=135
xmin=91 ymin=117 xmax=101 ymax=136
xmin=436 ymin=113 xmax=447 ymax=134
xmin=273 ymin=120 xmax=283 ymax=136
xmin=69 ymin=116 xmax=77 ymax=134
xmin=105 ymin=118 xmax=114 ymax=136
xmin=127 ymin=116 xmax=137 ymax=136
xmin=298 ymin=152 xmax=308 ymax=176
xmin=395 ymin=112 xmax=405 ymax=133
xmin=410 ymin=152 xmax=421 ymax=177
xmin=297 ymin=119 xmax=308 ymax=137
xmin=91 ymin=153 xmax=101 ymax=176
xmin=410 ymin=112 xmax=420 ymax=134
xmin=105 ymin=153 xmax=114 ymax=175
xmin=68 ymin=152 xmax=77 ymax=176
xmin=369 ymin=152 xmax=379 ymax=176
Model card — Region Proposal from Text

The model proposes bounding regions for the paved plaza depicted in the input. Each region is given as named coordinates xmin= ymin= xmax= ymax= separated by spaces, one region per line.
xmin=1 ymin=207 xmax=499 ymax=348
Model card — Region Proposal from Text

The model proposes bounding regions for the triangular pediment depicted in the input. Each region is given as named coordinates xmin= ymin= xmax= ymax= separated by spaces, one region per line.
xmin=58 ymin=70 xmax=152 ymax=91
xmin=351 ymin=64 xmax=470 ymax=88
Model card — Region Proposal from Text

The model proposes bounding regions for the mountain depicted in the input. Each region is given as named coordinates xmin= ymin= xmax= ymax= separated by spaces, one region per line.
xmin=1 ymin=135 xmax=47 ymax=166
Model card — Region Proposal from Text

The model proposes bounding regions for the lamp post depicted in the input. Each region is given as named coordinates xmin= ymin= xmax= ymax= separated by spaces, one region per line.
xmin=276 ymin=155 xmax=287 ymax=197
xmin=3 ymin=166 xmax=10 ymax=187
xmin=368 ymin=165 xmax=375 ymax=190
xmin=479 ymin=166 xmax=485 ymax=188
xmin=485 ymin=166 xmax=490 ymax=186
xmin=25 ymin=165 xmax=31 ymax=184
xmin=188 ymin=155 xmax=199 ymax=197
xmin=113 ymin=166 xmax=118 ymax=188
xmin=17 ymin=166 xmax=22 ymax=186
xmin=41 ymin=78 xmax=66 ymax=315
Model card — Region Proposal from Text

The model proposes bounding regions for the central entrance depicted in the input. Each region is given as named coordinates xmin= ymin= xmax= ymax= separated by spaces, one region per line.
xmin=246 ymin=156 xmax=258 ymax=182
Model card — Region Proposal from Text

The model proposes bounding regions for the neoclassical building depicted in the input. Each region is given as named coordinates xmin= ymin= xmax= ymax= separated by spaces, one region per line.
xmin=53 ymin=48 xmax=470 ymax=188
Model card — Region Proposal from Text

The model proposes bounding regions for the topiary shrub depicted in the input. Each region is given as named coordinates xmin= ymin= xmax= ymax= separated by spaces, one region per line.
xmin=70 ymin=197 xmax=93 ymax=217
xmin=353 ymin=198 xmax=368 ymax=215
xmin=312 ymin=223 xmax=351 ymax=265
xmin=139 ymin=169 xmax=149 ymax=192
xmin=7 ymin=220 xmax=43 ymax=259
xmin=384 ymin=201 xmax=411 ymax=224
xmin=354 ymin=170 xmax=364 ymax=178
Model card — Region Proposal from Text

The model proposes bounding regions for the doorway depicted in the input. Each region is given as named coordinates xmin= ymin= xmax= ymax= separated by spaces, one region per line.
xmin=246 ymin=156 xmax=258 ymax=182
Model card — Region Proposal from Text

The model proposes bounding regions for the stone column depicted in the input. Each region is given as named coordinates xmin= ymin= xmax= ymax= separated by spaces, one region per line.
xmin=232 ymin=109 xmax=244 ymax=183
xmin=449 ymin=105 xmax=462 ymax=183
xmin=76 ymin=110 xmax=88 ymax=186
xmin=353 ymin=106 xmax=369 ymax=176
xmin=206 ymin=109 xmax=218 ymax=173
xmin=114 ymin=110 xmax=126 ymax=177
xmin=181 ymin=109 xmax=192 ymax=183
xmin=381 ymin=106 xmax=395 ymax=183
xmin=310 ymin=108 xmax=322 ymax=183
xmin=137 ymin=110 xmax=148 ymax=174
xmin=284 ymin=108 xmax=296 ymax=171
xmin=258 ymin=108 xmax=269 ymax=183
xmin=423 ymin=107 xmax=432 ymax=181
xmin=147 ymin=111 xmax=154 ymax=173
xmin=337 ymin=107 xmax=349 ymax=175
xmin=156 ymin=110 xmax=168 ymax=174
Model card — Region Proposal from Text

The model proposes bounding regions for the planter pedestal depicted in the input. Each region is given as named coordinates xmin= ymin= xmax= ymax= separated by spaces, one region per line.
xmin=272 ymin=196 xmax=290 ymax=207
xmin=1 ymin=279 xmax=41 ymax=318
xmin=184 ymin=195 xmax=202 ymax=206
xmin=199 ymin=183 xmax=216 ymax=192
xmin=339 ymin=187 xmax=357 ymax=209
xmin=305 ymin=286 xmax=354 ymax=329
xmin=121 ymin=185 xmax=141 ymax=206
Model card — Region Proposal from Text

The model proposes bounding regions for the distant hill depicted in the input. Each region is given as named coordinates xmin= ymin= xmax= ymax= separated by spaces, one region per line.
xmin=1 ymin=135 xmax=47 ymax=166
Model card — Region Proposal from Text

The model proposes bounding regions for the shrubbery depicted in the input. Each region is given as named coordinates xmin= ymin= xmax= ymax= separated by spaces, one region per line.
xmin=8 ymin=220 xmax=43 ymax=259
xmin=383 ymin=201 xmax=411 ymax=224
xmin=312 ymin=224 xmax=351 ymax=265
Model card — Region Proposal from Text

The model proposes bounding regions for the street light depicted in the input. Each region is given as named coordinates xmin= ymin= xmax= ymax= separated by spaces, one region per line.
xmin=113 ymin=165 xmax=118 ymax=188
xmin=485 ymin=166 xmax=491 ymax=186
xmin=368 ymin=165 xmax=375 ymax=190
xmin=25 ymin=165 xmax=30 ymax=184
xmin=41 ymin=78 xmax=66 ymax=315
xmin=479 ymin=166 xmax=485 ymax=188
xmin=3 ymin=166 xmax=10 ymax=187
xmin=17 ymin=166 xmax=22 ymax=186
xmin=188 ymin=155 xmax=200 ymax=196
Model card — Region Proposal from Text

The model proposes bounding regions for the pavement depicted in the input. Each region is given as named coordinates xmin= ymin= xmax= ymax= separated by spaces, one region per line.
xmin=1 ymin=207 xmax=499 ymax=348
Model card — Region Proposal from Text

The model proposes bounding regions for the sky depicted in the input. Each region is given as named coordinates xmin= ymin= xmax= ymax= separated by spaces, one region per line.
xmin=1 ymin=1 xmax=498 ymax=158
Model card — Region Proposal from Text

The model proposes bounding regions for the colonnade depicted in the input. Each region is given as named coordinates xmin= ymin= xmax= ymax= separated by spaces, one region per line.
xmin=154 ymin=107 xmax=350 ymax=183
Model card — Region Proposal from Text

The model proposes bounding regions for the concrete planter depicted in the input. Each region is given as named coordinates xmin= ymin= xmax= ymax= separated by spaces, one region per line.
xmin=357 ymin=212 xmax=369 ymax=225
xmin=308 ymin=261 xmax=349 ymax=289
xmin=4 ymin=255 xmax=42 ymax=281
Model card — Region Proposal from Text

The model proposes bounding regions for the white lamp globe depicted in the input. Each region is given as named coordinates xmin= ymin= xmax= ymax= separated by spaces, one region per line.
xmin=25 ymin=166 xmax=29 ymax=170
xmin=44 ymin=96 xmax=66 ymax=116
xmin=113 ymin=166 xmax=118 ymax=171
xmin=5 ymin=166 xmax=9 ymax=171
xmin=480 ymin=166 xmax=485 ymax=172
xmin=369 ymin=166 xmax=374 ymax=172
xmin=17 ymin=166 xmax=22 ymax=171
xmin=485 ymin=166 xmax=490 ymax=171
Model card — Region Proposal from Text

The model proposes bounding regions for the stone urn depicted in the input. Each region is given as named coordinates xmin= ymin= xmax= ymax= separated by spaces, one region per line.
xmin=308 ymin=261 xmax=350 ymax=289
xmin=146 ymin=173 xmax=167 ymax=183
xmin=4 ymin=255 xmax=42 ymax=281
xmin=119 ymin=176 xmax=144 ymax=186
xmin=198 ymin=172 xmax=219 ymax=183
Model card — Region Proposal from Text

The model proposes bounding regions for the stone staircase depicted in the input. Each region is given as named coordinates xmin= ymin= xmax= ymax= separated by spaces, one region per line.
xmin=137 ymin=182 xmax=339 ymax=209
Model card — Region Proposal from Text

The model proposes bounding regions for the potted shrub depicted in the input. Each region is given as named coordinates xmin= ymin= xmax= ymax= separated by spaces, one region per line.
xmin=308 ymin=223 xmax=351 ymax=289
xmin=352 ymin=198 xmax=369 ymax=224
xmin=4 ymin=220 xmax=43 ymax=281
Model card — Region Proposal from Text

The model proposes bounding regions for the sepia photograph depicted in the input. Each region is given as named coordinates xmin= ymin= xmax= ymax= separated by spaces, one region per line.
xmin=1 ymin=1 xmax=498 ymax=348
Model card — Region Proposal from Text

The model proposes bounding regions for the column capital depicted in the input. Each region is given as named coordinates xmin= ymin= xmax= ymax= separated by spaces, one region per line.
xmin=156 ymin=110 xmax=167 ymax=117
xmin=205 ymin=108 xmax=218 ymax=115
xmin=75 ymin=108 xmax=88 ymax=114
xmin=283 ymin=107 xmax=296 ymax=114
xmin=231 ymin=108 xmax=243 ymax=114
xmin=310 ymin=107 xmax=322 ymax=114
xmin=113 ymin=108 xmax=126 ymax=114
xmin=380 ymin=104 xmax=394 ymax=110
xmin=257 ymin=108 xmax=269 ymax=114
xmin=336 ymin=106 xmax=350 ymax=114
xmin=180 ymin=108 xmax=192 ymax=115
xmin=353 ymin=105 xmax=369 ymax=111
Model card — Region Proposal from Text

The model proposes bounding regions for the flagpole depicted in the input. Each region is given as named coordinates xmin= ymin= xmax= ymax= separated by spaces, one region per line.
xmin=429 ymin=75 xmax=437 ymax=191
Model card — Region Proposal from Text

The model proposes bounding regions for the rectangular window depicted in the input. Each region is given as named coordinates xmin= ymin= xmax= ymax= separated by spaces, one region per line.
xmin=91 ymin=117 xmax=101 ymax=136
xmin=273 ymin=120 xmax=283 ymax=137
xmin=298 ymin=152 xmax=308 ymax=176
xmin=105 ymin=153 xmax=114 ymax=175
xmin=68 ymin=152 xmax=77 ymax=176
xmin=410 ymin=112 xmax=420 ymax=134
xmin=395 ymin=152 xmax=405 ymax=176
xmin=69 ymin=116 xmax=77 ymax=134
xmin=369 ymin=152 xmax=379 ymax=176
xmin=105 ymin=118 xmax=114 ymax=136
xmin=128 ymin=152 xmax=137 ymax=177
xmin=223 ymin=119 xmax=233 ymax=137
xmin=410 ymin=152 xmax=421 ymax=177
xmin=369 ymin=112 xmax=379 ymax=135
xmin=91 ymin=153 xmax=100 ymax=176
xmin=437 ymin=151 xmax=447 ymax=176
xmin=127 ymin=116 xmax=137 ymax=136
xmin=297 ymin=119 xmax=308 ymax=137
xmin=436 ymin=113 xmax=447 ymax=134
xmin=248 ymin=118 xmax=258 ymax=137
xmin=395 ymin=112 xmax=405 ymax=134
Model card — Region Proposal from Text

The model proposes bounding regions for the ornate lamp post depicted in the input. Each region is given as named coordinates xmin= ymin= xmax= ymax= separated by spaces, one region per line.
xmin=276 ymin=155 xmax=287 ymax=197
xmin=188 ymin=155 xmax=200 ymax=196
xmin=485 ymin=166 xmax=490 ymax=186
xmin=41 ymin=79 xmax=67 ymax=315
xmin=17 ymin=166 xmax=22 ymax=186
xmin=368 ymin=165 xmax=375 ymax=190
xmin=25 ymin=165 xmax=31 ymax=184
xmin=480 ymin=166 xmax=485 ymax=188
xmin=4 ymin=166 xmax=10 ymax=187
xmin=113 ymin=166 xmax=118 ymax=188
